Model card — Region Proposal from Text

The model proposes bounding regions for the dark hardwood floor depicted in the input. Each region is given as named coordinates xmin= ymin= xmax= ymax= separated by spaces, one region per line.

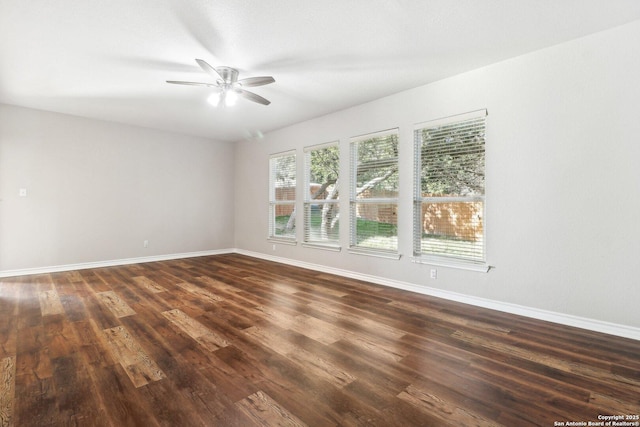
xmin=1 ymin=254 xmax=639 ymax=426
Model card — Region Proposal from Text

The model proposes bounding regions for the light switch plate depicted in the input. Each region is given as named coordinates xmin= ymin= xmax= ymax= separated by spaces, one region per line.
xmin=19 ymin=188 xmax=27 ymax=197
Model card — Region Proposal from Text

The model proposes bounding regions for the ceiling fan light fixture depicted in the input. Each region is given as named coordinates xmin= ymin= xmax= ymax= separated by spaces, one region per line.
xmin=225 ymin=89 xmax=238 ymax=106
xmin=207 ymin=88 xmax=239 ymax=108
xmin=207 ymin=91 xmax=221 ymax=106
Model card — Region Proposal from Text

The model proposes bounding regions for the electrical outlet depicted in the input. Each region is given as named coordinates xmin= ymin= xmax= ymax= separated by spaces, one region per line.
xmin=143 ymin=240 xmax=149 ymax=248
xmin=430 ymin=269 xmax=437 ymax=279
xmin=272 ymin=244 xmax=276 ymax=251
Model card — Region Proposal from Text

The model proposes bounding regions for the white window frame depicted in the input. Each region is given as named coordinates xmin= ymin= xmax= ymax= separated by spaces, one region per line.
xmin=303 ymin=142 xmax=341 ymax=251
xmin=349 ymin=128 xmax=400 ymax=259
xmin=268 ymin=150 xmax=297 ymax=244
xmin=413 ymin=110 xmax=488 ymax=272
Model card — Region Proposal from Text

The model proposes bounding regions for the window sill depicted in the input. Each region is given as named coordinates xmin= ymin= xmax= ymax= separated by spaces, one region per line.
xmin=411 ymin=256 xmax=491 ymax=272
xmin=348 ymin=247 xmax=401 ymax=260
xmin=267 ymin=238 xmax=297 ymax=246
xmin=302 ymin=243 xmax=342 ymax=252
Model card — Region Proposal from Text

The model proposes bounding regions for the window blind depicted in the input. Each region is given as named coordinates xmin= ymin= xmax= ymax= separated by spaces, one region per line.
xmin=269 ymin=151 xmax=297 ymax=241
xmin=303 ymin=142 xmax=340 ymax=246
xmin=350 ymin=129 xmax=399 ymax=255
xmin=413 ymin=110 xmax=486 ymax=264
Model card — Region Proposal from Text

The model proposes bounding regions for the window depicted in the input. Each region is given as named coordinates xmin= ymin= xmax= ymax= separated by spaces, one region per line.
xmin=304 ymin=142 xmax=340 ymax=249
xmin=413 ymin=110 xmax=487 ymax=269
xmin=350 ymin=129 xmax=399 ymax=257
xmin=269 ymin=151 xmax=297 ymax=242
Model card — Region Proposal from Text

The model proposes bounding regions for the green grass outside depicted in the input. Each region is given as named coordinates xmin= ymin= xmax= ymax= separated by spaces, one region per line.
xmin=279 ymin=213 xmax=479 ymax=258
xmin=354 ymin=218 xmax=397 ymax=250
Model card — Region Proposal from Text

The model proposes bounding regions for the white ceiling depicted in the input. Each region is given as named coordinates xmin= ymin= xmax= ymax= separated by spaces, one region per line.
xmin=2 ymin=0 xmax=640 ymax=142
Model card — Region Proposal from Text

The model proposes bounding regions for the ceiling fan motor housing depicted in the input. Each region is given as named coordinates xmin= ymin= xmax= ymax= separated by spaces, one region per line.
xmin=216 ymin=67 xmax=239 ymax=84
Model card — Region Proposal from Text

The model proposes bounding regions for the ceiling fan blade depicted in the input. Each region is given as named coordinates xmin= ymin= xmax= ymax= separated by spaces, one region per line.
xmin=238 ymin=89 xmax=271 ymax=105
xmin=195 ymin=58 xmax=223 ymax=80
xmin=238 ymin=76 xmax=275 ymax=87
xmin=166 ymin=80 xmax=216 ymax=87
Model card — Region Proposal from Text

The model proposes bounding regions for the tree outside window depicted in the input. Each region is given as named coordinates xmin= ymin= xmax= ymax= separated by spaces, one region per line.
xmin=350 ymin=130 xmax=399 ymax=255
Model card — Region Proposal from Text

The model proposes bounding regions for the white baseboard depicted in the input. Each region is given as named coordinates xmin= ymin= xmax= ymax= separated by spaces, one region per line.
xmin=235 ymin=249 xmax=640 ymax=342
xmin=0 ymin=249 xmax=235 ymax=278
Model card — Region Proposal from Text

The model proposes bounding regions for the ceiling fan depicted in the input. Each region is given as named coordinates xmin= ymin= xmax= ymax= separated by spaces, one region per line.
xmin=167 ymin=59 xmax=275 ymax=106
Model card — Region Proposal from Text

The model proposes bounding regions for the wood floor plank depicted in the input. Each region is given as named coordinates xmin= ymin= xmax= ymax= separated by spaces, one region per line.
xmin=121 ymin=313 xmax=253 ymax=424
xmin=135 ymin=377 xmax=211 ymax=427
xmin=0 ymin=356 xmax=16 ymax=427
xmin=95 ymin=291 xmax=136 ymax=319
xmin=45 ymin=314 xmax=79 ymax=360
xmin=389 ymin=299 xmax=512 ymax=334
xmin=195 ymin=275 xmax=242 ymax=293
xmin=452 ymin=329 xmax=640 ymax=388
xmin=244 ymin=276 xmax=302 ymax=295
xmin=90 ymin=362 xmax=162 ymax=427
xmin=398 ymin=383 xmax=500 ymax=427
xmin=161 ymin=308 xmax=230 ymax=351
xmin=175 ymin=281 xmax=224 ymax=304
xmin=37 ymin=290 xmax=65 ymax=317
xmin=589 ymin=391 xmax=640 ymax=415
xmin=12 ymin=375 xmax=57 ymax=426
xmin=50 ymin=354 xmax=105 ymax=426
xmin=65 ymin=271 xmax=84 ymax=283
xmin=102 ymin=326 xmax=166 ymax=388
xmin=1 ymin=254 xmax=639 ymax=426
xmin=244 ymin=325 xmax=356 ymax=388
xmin=252 ymin=305 xmax=298 ymax=329
xmin=168 ymin=352 xmax=240 ymax=418
xmin=0 ymin=281 xmax=19 ymax=359
xmin=79 ymin=270 xmax=112 ymax=293
xmin=307 ymin=300 xmax=407 ymax=340
xmin=122 ymin=312 xmax=260 ymax=407
xmin=235 ymin=390 xmax=307 ymax=427
xmin=55 ymin=277 xmax=92 ymax=323
xmin=14 ymin=327 xmax=53 ymax=384
xmin=131 ymin=276 xmax=167 ymax=294
xmin=72 ymin=319 xmax=116 ymax=368
xmin=291 ymin=314 xmax=350 ymax=345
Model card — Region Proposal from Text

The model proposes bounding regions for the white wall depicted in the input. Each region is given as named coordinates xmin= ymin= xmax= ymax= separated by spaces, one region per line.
xmin=0 ymin=104 xmax=235 ymax=271
xmin=234 ymin=20 xmax=640 ymax=329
